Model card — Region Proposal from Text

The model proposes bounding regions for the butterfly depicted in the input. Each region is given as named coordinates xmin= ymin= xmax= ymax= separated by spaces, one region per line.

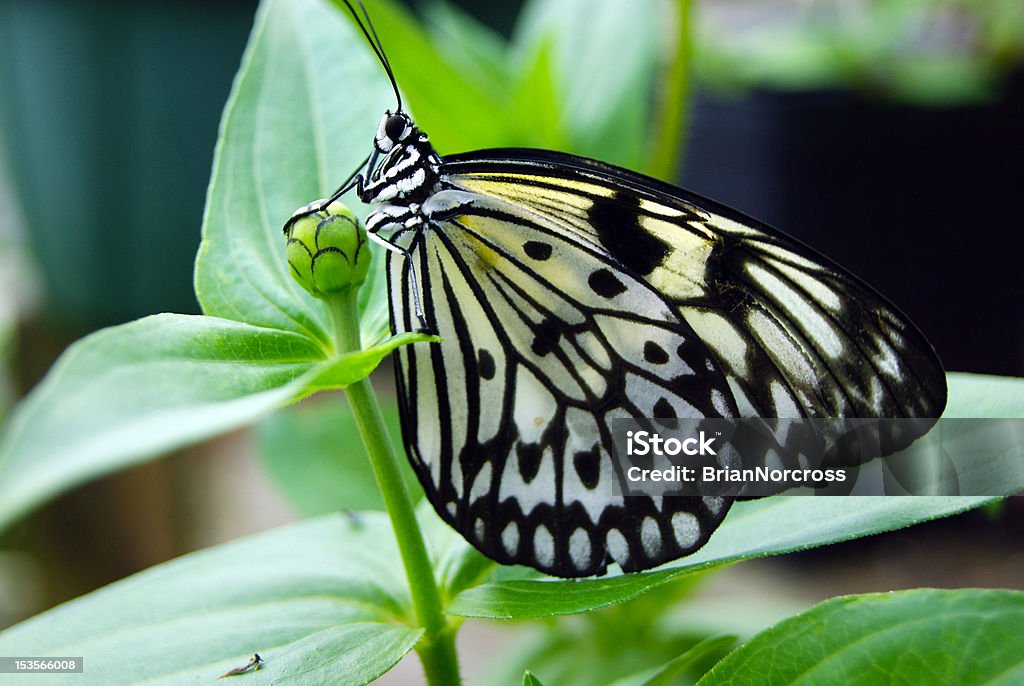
xmin=285 ymin=1 xmax=947 ymax=578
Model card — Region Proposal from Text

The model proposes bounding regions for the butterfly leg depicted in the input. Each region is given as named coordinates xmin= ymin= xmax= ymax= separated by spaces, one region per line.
xmin=366 ymin=227 xmax=430 ymax=332
xmin=282 ymin=154 xmax=374 ymax=237
xmin=314 ymin=151 xmax=374 ymax=213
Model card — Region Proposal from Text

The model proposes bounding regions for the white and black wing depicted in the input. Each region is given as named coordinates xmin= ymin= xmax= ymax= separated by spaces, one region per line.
xmin=442 ymin=150 xmax=946 ymax=427
xmin=386 ymin=181 xmax=735 ymax=578
xmin=385 ymin=148 xmax=945 ymax=578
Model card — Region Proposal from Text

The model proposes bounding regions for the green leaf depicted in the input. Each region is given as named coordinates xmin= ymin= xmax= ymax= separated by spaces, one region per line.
xmin=256 ymin=395 xmax=416 ymax=516
xmin=881 ymin=417 xmax=1024 ymax=497
xmin=446 ymin=496 xmax=998 ymax=620
xmin=512 ymin=0 xmax=667 ymax=170
xmin=523 ymin=671 xmax=546 ymax=686
xmin=421 ymin=1 xmax=511 ymax=104
xmin=194 ymin=0 xmax=391 ymax=343
xmin=480 ymin=572 xmax=721 ymax=686
xmin=508 ymin=37 xmax=567 ymax=150
xmin=0 ymin=314 xmax=323 ymax=531
xmin=236 ymin=623 xmax=421 ymax=686
xmin=696 ymin=589 xmax=1024 ymax=686
xmin=945 ymin=372 xmax=1024 ymax=418
xmin=336 ymin=0 xmax=511 ymax=154
xmin=0 ymin=513 xmax=424 ymax=685
xmin=0 ymin=312 xmax=426 ymax=531
xmin=881 ymin=372 xmax=1024 ymax=497
xmin=303 ymin=331 xmax=439 ymax=391
xmin=609 ymin=635 xmax=737 ymax=686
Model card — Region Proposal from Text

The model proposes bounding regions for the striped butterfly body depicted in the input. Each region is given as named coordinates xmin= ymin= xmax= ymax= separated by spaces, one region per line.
xmin=287 ymin=2 xmax=945 ymax=578
xmin=335 ymin=111 xmax=946 ymax=578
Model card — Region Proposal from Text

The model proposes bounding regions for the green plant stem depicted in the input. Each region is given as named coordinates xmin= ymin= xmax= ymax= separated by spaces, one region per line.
xmin=329 ymin=294 xmax=462 ymax=686
xmin=648 ymin=0 xmax=692 ymax=181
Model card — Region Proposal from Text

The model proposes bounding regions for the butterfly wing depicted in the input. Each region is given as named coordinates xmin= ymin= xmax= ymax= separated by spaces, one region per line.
xmin=386 ymin=178 xmax=736 ymax=578
xmin=386 ymin=148 xmax=945 ymax=578
xmin=441 ymin=149 xmax=947 ymax=425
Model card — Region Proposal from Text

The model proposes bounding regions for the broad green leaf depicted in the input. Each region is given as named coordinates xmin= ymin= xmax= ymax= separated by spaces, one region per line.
xmin=876 ymin=372 xmax=1024 ymax=496
xmin=0 ymin=314 xmax=425 ymax=531
xmin=446 ymin=496 xmax=998 ymax=620
xmin=508 ymin=37 xmax=567 ymax=150
xmin=0 ymin=514 xmax=424 ymax=685
xmin=880 ymin=416 xmax=1024 ymax=497
xmin=513 ymin=0 xmax=666 ymax=170
xmin=610 ymin=636 xmax=737 ymax=686
xmin=246 ymin=623 xmax=421 ymax=686
xmin=0 ymin=314 xmax=322 ymax=531
xmin=256 ymin=394 xmax=416 ymax=515
xmin=697 ymin=589 xmax=1024 ymax=686
xmin=195 ymin=0 xmax=391 ymax=343
xmin=421 ymin=1 xmax=511 ymax=104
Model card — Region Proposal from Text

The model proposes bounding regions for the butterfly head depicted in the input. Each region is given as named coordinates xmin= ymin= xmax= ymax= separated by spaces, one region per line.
xmin=375 ymin=110 xmax=414 ymax=153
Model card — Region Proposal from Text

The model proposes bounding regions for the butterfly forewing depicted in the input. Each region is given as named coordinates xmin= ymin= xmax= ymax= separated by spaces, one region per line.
xmin=442 ymin=150 xmax=947 ymax=427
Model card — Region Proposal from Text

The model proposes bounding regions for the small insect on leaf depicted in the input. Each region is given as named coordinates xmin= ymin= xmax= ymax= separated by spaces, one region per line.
xmin=219 ymin=653 xmax=264 ymax=678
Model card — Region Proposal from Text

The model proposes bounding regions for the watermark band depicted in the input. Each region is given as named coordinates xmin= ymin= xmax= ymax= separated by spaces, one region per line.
xmin=608 ymin=418 xmax=1023 ymax=497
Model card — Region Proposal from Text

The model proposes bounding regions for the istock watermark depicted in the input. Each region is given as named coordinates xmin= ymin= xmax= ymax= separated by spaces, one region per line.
xmin=609 ymin=418 xmax=1024 ymax=498
xmin=625 ymin=429 xmax=718 ymax=456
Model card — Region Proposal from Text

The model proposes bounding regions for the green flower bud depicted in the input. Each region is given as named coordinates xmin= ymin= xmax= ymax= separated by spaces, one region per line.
xmin=284 ymin=200 xmax=370 ymax=298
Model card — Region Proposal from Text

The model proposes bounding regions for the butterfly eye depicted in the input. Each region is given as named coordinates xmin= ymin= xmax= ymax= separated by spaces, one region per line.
xmin=384 ymin=114 xmax=407 ymax=142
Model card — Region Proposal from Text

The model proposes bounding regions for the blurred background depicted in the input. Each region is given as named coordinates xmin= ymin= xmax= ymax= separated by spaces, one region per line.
xmin=0 ymin=0 xmax=1022 ymax=683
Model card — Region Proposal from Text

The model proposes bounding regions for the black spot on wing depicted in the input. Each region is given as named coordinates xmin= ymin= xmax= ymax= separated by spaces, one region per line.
xmin=572 ymin=447 xmax=601 ymax=489
xmin=654 ymin=397 xmax=679 ymax=429
xmin=478 ymin=348 xmax=496 ymax=380
xmin=530 ymin=318 xmax=561 ymax=357
xmin=588 ymin=192 xmax=670 ymax=276
xmin=643 ymin=341 xmax=670 ymax=365
xmin=523 ymin=240 xmax=553 ymax=261
xmin=588 ymin=269 xmax=627 ymax=298
xmin=517 ymin=442 xmax=542 ymax=482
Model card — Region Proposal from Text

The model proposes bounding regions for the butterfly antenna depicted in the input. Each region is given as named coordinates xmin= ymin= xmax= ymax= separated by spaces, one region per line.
xmin=341 ymin=0 xmax=403 ymax=113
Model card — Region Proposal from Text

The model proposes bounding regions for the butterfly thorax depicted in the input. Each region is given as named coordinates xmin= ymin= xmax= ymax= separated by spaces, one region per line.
xmin=359 ymin=115 xmax=441 ymax=207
